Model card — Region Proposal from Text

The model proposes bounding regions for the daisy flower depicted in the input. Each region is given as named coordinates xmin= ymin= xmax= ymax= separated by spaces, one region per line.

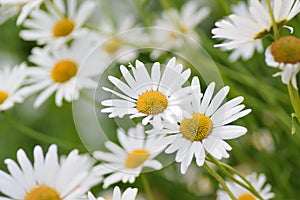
xmin=101 ymin=57 xmax=192 ymax=127
xmin=0 ymin=0 xmax=44 ymax=25
xmin=154 ymin=77 xmax=251 ymax=174
xmin=265 ymin=35 xmax=300 ymax=89
xmin=217 ymin=173 xmax=275 ymax=200
xmin=212 ymin=0 xmax=300 ymax=57
xmin=0 ymin=63 xmax=28 ymax=111
xmin=87 ymin=186 xmax=138 ymax=200
xmin=151 ymin=1 xmax=210 ymax=59
xmin=22 ymin=36 xmax=102 ymax=108
xmin=20 ymin=0 xmax=95 ymax=48
xmin=93 ymin=124 xmax=165 ymax=188
xmin=0 ymin=144 xmax=102 ymax=200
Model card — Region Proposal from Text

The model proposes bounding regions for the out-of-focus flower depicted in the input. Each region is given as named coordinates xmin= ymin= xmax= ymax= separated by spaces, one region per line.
xmin=212 ymin=0 xmax=300 ymax=60
xmin=265 ymin=36 xmax=300 ymax=89
xmin=0 ymin=0 xmax=43 ymax=25
xmin=20 ymin=0 xmax=95 ymax=48
xmin=93 ymin=124 xmax=165 ymax=189
xmin=151 ymin=1 xmax=210 ymax=59
xmin=217 ymin=173 xmax=275 ymax=200
xmin=154 ymin=78 xmax=251 ymax=174
xmin=88 ymin=186 xmax=138 ymax=200
xmin=101 ymin=57 xmax=192 ymax=127
xmin=252 ymin=129 xmax=275 ymax=153
xmin=0 ymin=144 xmax=102 ymax=200
xmin=21 ymin=36 xmax=102 ymax=108
xmin=0 ymin=63 xmax=28 ymax=111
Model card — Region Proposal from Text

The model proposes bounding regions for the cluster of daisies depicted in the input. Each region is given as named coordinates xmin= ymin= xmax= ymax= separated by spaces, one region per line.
xmin=212 ymin=0 xmax=300 ymax=89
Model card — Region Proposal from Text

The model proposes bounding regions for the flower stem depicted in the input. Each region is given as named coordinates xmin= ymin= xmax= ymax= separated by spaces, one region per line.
xmin=203 ymin=162 xmax=237 ymax=200
xmin=266 ymin=0 xmax=279 ymax=40
xmin=288 ymin=82 xmax=300 ymax=124
xmin=141 ymin=173 xmax=154 ymax=200
xmin=3 ymin=112 xmax=84 ymax=151
xmin=217 ymin=0 xmax=231 ymax=15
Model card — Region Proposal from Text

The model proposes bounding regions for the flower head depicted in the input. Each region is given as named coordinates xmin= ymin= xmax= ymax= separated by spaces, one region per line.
xmin=88 ymin=186 xmax=138 ymax=200
xmin=154 ymin=78 xmax=251 ymax=174
xmin=217 ymin=173 xmax=275 ymax=200
xmin=93 ymin=124 xmax=165 ymax=188
xmin=0 ymin=144 xmax=102 ymax=200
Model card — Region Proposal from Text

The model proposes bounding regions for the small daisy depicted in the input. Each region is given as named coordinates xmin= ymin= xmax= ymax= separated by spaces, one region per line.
xmin=151 ymin=1 xmax=210 ymax=59
xmin=87 ymin=186 xmax=138 ymax=200
xmin=0 ymin=63 xmax=28 ymax=111
xmin=22 ymin=36 xmax=102 ymax=108
xmin=93 ymin=124 xmax=165 ymax=188
xmin=101 ymin=57 xmax=192 ymax=127
xmin=212 ymin=0 xmax=300 ymax=55
xmin=217 ymin=173 xmax=275 ymax=200
xmin=155 ymin=77 xmax=251 ymax=174
xmin=0 ymin=0 xmax=44 ymax=25
xmin=0 ymin=144 xmax=102 ymax=200
xmin=20 ymin=0 xmax=95 ymax=48
xmin=265 ymin=35 xmax=300 ymax=89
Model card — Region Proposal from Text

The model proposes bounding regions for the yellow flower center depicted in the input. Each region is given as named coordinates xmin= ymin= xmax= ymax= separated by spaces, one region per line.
xmin=52 ymin=18 xmax=75 ymax=37
xmin=271 ymin=36 xmax=300 ymax=64
xmin=0 ymin=90 xmax=8 ymax=104
xmin=180 ymin=113 xmax=213 ymax=142
xmin=51 ymin=59 xmax=78 ymax=83
xmin=103 ymin=36 xmax=122 ymax=54
xmin=238 ymin=193 xmax=255 ymax=200
xmin=136 ymin=91 xmax=168 ymax=115
xmin=25 ymin=185 xmax=61 ymax=200
xmin=125 ymin=149 xmax=150 ymax=168
xmin=179 ymin=24 xmax=187 ymax=33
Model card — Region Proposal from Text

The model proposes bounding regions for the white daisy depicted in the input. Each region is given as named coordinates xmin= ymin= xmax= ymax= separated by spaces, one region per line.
xmin=0 ymin=144 xmax=102 ymax=200
xmin=212 ymin=0 xmax=300 ymax=55
xmin=154 ymin=77 xmax=251 ymax=174
xmin=0 ymin=0 xmax=44 ymax=25
xmin=0 ymin=63 xmax=28 ymax=111
xmin=217 ymin=173 xmax=275 ymax=200
xmin=87 ymin=186 xmax=138 ymax=200
xmin=151 ymin=1 xmax=210 ymax=59
xmin=21 ymin=36 xmax=102 ymax=108
xmin=19 ymin=0 xmax=95 ymax=48
xmin=265 ymin=35 xmax=300 ymax=89
xmin=101 ymin=57 xmax=192 ymax=127
xmin=93 ymin=124 xmax=165 ymax=189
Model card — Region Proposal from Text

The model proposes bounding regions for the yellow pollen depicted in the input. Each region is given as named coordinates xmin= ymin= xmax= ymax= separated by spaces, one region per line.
xmin=25 ymin=185 xmax=61 ymax=200
xmin=238 ymin=193 xmax=255 ymax=200
xmin=125 ymin=149 xmax=150 ymax=168
xmin=51 ymin=59 xmax=78 ymax=83
xmin=52 ymin=18 xmax=75 ymax=37
xmin=0 ymin=90 xmax=8 ymax=104
xmin=180 ymin=113 xmax=213 ymax=142
xmin=271 ymin=36 xmax=300 ymax=64
xmin=103 ymin=37 xmax=122 ymax=54
xmin=136 ymin=91 xmax=168 ymax=115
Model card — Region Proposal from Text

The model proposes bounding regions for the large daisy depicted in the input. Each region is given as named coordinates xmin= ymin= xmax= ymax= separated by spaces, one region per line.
xmin=0 ymin=144 xmax=102 ymax=200
xmin=87 ymin=186 xmax=138 ymax=200
xmin=265 ymin=35 xmax=300 ymax=89
xmin=19 ymin=0 xmax=95 ymax=48
xmin=0 ymin=63 xmax=28 ymax=111
xmin=154 ymin=77 xmax=251 ymax=174
xmin=93 ymin=124 xmax=165 ymax=188
xmin=101 ymin=57 xmax=192 ymax=127
xmin=22 ymin=36 xmax=102 ymax=108
xmin=217 ymin=173 xmax=275 ymax=200
xmin=151 ymin=1 xmax=210 ymax=59
xmin=212 ymin=0 xmax=300 ymax=54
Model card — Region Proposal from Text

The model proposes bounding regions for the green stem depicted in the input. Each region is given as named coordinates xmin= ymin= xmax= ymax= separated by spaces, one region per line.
xmin=140 ymin=173 xmax=154 ymax=200
xmin=288 ymin=82 xmax=300 ymax=123
xmin=217 ymin=0 xmax=231 ymax=15
xmin=266 ymin=0 xmax=279 ymax=40
xmin=3 ymin=112 xmax=84 ymax=151
xmin=203 ymin=162 xmax=237 ymax=200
